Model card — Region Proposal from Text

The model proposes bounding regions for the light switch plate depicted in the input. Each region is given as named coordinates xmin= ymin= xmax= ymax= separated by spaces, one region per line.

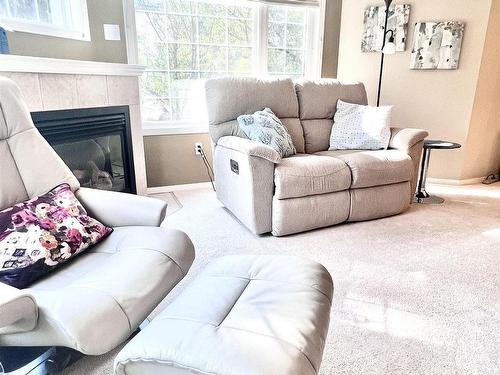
xmin=103 ymin=24 xmax=121 ymax=41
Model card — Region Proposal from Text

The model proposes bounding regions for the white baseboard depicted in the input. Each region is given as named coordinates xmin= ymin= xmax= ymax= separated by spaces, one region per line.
xmin=147 ymin=177 xmax=485 ymax=194
xmin=147 ymin=182 xmax=212 ymax=195
xmin=427 ymin=176 xmax=486 ymax=185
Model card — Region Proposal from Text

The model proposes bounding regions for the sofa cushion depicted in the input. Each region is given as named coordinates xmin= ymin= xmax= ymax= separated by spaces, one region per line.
xmin=348 ymin=182 xmax=411 ymax=222
xmin=274 ymin=154 xmax=351 ymax=199
xmin=294 ymin=80 xmax=368 ymax=155
xmin=315 ymin=150 xmax=413 ymax=189
xmin=295 ymin=79 xmax=368 ymax=121
xmin=205 ymin=77 xmax=300 ymax=145
xmin=272 ymin=191 xmax=350 ymax=236
xmin=281 ymin=117 xmax=305 ymax=153
xmin=301 ymin=119 xmax=333 ymax=153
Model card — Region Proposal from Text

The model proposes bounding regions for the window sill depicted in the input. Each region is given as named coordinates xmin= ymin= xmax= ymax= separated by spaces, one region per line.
xmin=0 ymin=55 xmax=145 ymax=76
xmin=142 ymin=125 xmax=209 ymax=136
xmin=0 ymin=19 xmax=91 ymax=41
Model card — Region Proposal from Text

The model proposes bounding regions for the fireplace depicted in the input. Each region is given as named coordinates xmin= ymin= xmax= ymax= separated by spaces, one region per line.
xmin=31 ymin=106 xmax=136 ymax=194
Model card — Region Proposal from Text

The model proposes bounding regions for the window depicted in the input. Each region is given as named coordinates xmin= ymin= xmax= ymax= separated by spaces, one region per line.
xmin=267 ymin=5 xmax=308 ymax=77
xmin=128 ymin=0 xmax=322 ymax=133
xmin=0 ymin=0 xmax=90 ymax=40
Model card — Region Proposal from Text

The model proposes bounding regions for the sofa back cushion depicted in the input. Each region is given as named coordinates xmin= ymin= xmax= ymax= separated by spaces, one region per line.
xmin=205 ymin=77 xmax=305 ymax=153
xmin=295 ymin=80 xmax=368 ymax=153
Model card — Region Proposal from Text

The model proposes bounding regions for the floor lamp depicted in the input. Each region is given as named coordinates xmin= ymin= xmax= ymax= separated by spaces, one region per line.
xmin=376 ymin=0 xmax=397 ymax=107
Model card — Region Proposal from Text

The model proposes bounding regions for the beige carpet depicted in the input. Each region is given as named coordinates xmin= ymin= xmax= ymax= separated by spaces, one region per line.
xmin=64 ymin=183 xmax=500 ymax=375
xmin=148 ymin=191 xmax=183 ymax=216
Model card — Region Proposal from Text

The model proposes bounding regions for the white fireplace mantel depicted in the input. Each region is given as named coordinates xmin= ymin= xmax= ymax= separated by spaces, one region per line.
xmin=0 ymin=54 xmax=145 ymax=76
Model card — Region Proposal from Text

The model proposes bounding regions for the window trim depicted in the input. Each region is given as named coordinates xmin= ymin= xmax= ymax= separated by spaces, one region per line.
xmin=0 ymin=0 xmax=91 ymax=41
xmin=142 ymin=121 xmax=209 ymax=136
xmin=123 ymin=0 xmax=325 ymax=135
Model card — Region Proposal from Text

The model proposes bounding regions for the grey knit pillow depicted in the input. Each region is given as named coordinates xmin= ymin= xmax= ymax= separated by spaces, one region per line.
xmin=237 ymin=108 xmax=296 ymax=158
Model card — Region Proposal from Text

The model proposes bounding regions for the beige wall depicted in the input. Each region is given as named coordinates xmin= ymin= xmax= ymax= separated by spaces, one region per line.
xmin=144 ymin=133 xmax=214 ymax=187
xmin=321 ymin=0 xmax=342 ymax=78
xmin=337 ymin=0 xmax=493 ymax=180
xmin=461 ymin=0 xmax=500 ymax=179
xmin=5 ymin=0 xmax=127 ymax=63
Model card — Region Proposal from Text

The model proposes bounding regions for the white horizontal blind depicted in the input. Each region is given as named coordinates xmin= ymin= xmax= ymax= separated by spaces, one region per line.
xmin=248 ymin=0 xmax=319 ymax=7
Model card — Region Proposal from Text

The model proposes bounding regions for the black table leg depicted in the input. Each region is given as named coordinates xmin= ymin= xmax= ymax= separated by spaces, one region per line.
xmin=415 ymin=148 xmax=444 ymax=204
xmin=416 ymin=148 xmax=431 ymax=200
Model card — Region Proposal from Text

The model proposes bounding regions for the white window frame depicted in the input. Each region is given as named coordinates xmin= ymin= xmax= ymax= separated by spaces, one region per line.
xmin=123 ymin=0 xmax=325 ymax=135
xmin=262 ymin=3 xmax=321 ymax=78
xmin=0 ymin=0 xmax=91 ymax=41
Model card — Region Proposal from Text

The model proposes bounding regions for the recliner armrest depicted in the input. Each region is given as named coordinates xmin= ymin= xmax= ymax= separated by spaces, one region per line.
xmin=217 ymin=136 xmax=282 ymax=164
xmin=389 ymin=127 xmax=429 ymax=150
xmin=0 ymin=283 xmax=38 ymax=334
xmin=76 ymin=188 xmax=167 ymax=227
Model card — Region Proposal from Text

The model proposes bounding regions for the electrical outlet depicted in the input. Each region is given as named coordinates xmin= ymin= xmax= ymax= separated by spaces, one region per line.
xmin=195 ymin=142 xmax=203 ymax=156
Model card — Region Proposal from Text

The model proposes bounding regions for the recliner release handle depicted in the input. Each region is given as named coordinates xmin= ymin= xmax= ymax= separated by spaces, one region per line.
xmin=230 ymin=159 xmax=239 ymax=174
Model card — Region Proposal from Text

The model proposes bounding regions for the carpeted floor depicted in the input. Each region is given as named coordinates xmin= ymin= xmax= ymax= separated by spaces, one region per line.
xmin=148 ymin=191 xmax=183 ymax=216
xmin=64 ymin=183 xmax=500 ymax=375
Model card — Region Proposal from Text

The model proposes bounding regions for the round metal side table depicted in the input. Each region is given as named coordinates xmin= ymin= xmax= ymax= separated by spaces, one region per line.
xmin=415 ymin=140 xmax=461 ymax=204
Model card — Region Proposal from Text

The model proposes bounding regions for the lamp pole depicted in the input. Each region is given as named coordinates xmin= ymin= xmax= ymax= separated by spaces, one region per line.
xmin=376 ymin=0 xmax=393 ymax=107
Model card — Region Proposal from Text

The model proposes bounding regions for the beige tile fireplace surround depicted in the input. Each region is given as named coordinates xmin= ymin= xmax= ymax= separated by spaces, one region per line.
xmin=0 ymin=55 xmax=147 ymax=195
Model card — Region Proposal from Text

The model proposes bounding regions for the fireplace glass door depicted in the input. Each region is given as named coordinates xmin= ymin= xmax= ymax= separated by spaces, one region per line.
xmin=52 ymin=134 xmax=126 ymax=192
xmin=31 ymin=106 xmax=136 ymax=194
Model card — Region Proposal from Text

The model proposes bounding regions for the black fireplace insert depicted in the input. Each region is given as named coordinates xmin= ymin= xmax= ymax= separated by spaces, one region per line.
xmin=31 ymin=106 xmax=136 ymax=194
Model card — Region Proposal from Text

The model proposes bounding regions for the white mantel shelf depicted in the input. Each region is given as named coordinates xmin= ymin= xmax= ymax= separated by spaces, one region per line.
xmin=0 ymin=54 xmax=145 ymax=76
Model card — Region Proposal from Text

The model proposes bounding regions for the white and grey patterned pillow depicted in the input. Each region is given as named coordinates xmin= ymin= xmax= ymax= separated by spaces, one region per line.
xmin=329 ymin=100 xmax=392 ymax=150
xmin=237 ymin=108 xmax=296 ymax=158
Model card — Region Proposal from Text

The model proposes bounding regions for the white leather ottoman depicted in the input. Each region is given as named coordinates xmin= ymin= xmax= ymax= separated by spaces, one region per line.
xmin=114 ymin=255 xmax=333 ymax=375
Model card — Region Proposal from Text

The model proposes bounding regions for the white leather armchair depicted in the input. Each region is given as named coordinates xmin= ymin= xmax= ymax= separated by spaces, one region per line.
xmin=0 ymin=283 xmax=38 ymax=335
xmin=0 ymin=77 xmax=195 ymax=357
xmin=75 ymin=187 xmax=167 ymax=227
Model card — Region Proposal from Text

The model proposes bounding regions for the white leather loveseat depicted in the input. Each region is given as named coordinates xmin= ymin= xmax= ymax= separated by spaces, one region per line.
xmin=205 ymin=78 xmax=428 ymax=236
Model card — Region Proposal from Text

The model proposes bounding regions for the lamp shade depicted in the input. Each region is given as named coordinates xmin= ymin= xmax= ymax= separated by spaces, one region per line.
xmin=382 ymin=42 xmax=396 ymax=54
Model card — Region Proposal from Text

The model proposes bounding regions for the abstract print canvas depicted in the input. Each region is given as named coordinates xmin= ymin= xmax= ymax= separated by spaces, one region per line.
xmin=361 ymin=4 xmax=410 ymax=52
xmin=410 ymin=21 xmax=465 ymax=70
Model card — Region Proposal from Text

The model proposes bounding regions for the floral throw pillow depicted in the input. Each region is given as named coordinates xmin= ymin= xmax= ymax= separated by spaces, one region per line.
xmin=0 ymin=184 xmax=112 ymax=288
xmin=237 ymin=107 xmax=296 ymax=158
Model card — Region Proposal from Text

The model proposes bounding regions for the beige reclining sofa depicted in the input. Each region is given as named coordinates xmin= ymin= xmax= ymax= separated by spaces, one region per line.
xmin=206 ymin=78 xmax=428 ymax=236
